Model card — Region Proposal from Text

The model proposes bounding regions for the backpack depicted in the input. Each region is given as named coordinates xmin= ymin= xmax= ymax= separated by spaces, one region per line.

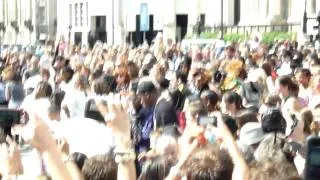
xmin=261 ymin=108 xmax=287 ymax=134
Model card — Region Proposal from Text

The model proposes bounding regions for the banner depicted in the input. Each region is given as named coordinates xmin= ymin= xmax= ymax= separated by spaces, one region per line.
xmin=140 ymin=3 xmax=149 ymax=31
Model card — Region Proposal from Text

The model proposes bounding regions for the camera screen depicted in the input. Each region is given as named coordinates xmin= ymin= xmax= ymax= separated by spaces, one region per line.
xmin=198 ymin=116 xmax=217 ymax=127
xmin=306 ymin=146 xmax=320 ymax=179
xmin=0 ymin=110 xmax=21 ymax=126
xmin=309 ymin=147 xmax=320 ymax=166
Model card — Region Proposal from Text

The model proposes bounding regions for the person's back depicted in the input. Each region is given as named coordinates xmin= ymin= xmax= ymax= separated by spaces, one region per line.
xmin=154 ymin=96 xmax=178 ymax=128
xmin=240 ymin=81 xmax=262 ymax=109
xmin=62 ymin=89 xmax=87 ymax=118
xmin=0 ymin=81 xmax=6 ymax=104
xmin=7 ymin=81 xmax=25 ymax=108
xmin=154 ymin=85 xmax=178 ymax=129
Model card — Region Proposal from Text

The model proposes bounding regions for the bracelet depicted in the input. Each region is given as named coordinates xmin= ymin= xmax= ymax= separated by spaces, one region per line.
xmin=114 ymin=151 xmax=136 ymax=164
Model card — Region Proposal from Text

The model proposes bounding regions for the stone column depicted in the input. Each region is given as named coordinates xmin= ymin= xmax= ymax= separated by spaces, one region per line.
xmin=17 ymin=0 xmax=21 ymax=44
xmin=239 ymin=0 xmax=249 ymax=25
xmin=267 ymin=0 xmax=286 ymax=24
xmin=26 ymin=0 xmax=31 ymax=20
xmin=0 ymin=0 xmax=3 ymax=45
xmin=317 ymin=0 xmax=320 ymax=15
xmin=242 ymin=0 xmax=253 ymax=25
xmin=223 ymin=0 xmax=234 ymax=26
xmin=187 ymin=0 xmax=201 ymax=35
xmin=106 ymin=0 xmax=113 ymax=45
xmin=162 ymin=0 xmax=176 ymax=42
xmin=114 ymin=0 xmax=124 ymax=45
xmin=259 ymin=0 xmax=268 ymax=24
xmin=3 ymin=0 xmax=7 ymax=44
xmin=10 ymin=0 xmax=17 ymax=44
xmin=0 ymin=0 xmax=3 ymax=22
xmin=287 ymin=0 xmax=304 ymax=23
xmin=205 ymin=0 xmax=217 ymax=27
xmin=249 ymin=0 xmax=257 ymax=25
xmin=28 ymin=0 xmax=34 ymax=44
xmin=307 ymin=0 xmax=316 ymax=16
xmin=206 ymin=0 xmax=234 ymax=27
xmin=31 ymin=0 xmax=37 ymax=44
xmin=10 ymin=0 xmax=16 ymax=20
xmin=212 ymin=0 xmax=222 ymax=26
xmin=21 ymin=0 xmax=28 ymax=44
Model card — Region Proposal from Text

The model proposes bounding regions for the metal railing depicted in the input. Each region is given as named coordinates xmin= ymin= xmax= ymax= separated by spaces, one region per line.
xmin=203 ymin=23 xmax=301 ymax=35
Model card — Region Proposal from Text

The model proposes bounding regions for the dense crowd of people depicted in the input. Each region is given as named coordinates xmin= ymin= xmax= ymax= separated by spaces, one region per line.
xmin=0 ymin=32 xmax=319 ymax=179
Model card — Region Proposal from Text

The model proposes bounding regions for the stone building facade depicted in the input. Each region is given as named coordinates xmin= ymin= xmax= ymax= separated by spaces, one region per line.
xmin=57 ymin=0 xmax=319 ymax=46
xmin=0 ymin=0 xmax=57 ymax=45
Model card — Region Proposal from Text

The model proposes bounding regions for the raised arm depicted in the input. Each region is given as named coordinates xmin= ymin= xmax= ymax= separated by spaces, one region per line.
xmin=214 ymin=112 xmax=249 ymax=180
xmin=22 ymin=113 xmax=78 ymax=180
xmin=96 ymin=93 xmax=136 ymax=180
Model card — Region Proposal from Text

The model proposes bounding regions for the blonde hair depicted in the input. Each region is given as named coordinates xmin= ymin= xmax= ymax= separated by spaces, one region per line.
xmin=1 ymin=66 xmax=15 ymax=81
xmin=311 ymin=75 xmax=320 ymax=94
xmin=74 ymin=74 xmax=89 ymax=91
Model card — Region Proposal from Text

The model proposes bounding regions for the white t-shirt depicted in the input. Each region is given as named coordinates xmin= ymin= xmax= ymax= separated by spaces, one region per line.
xmin=23 ymin=75 xmax=55 ymax=93
xmin=309 ymin=95 xmax=320 ymax=109
xmin=298 ymin=85 xmax=312 ymax=107
xmin=277 ymin=61 xmax=292 ymax=76
xmin=39 ymin=54 xmax=53 ymax=70
xmin=23 ymin=75 xmax=42 ymax=91
xmin=59 ymin=80 xmax=74 ymax=95
xmin=266 ymin=76 xmax=276 ymax=95
xmin=53 ymin=117 xmax=115 ymax=157
xmin=21 ymin=96 xmax=51 ymax=122
xmin=61 ymin=89 xmax=87 ymax=118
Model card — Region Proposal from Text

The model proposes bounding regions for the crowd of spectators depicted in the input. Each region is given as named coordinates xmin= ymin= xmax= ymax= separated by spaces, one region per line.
xmin=0 ymin=33 xmax=319 ymax=179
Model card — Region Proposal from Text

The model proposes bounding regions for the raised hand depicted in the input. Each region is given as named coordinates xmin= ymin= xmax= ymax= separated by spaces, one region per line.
xmin=178 ymin=120 xmax=203 ymax=158
xmin=0 ymin=137 xmax=23 ymax=176
xmin=21 ymin=112 xmax=74 ymax=180
xmin=57 ymin=138 xmax=70 ymax=156
xmin=21 ymin=112 xmax=56 ymax=153
xmin=96 ymin=93 xmax=131 ymax=141
xmin=214 ymin=111 xmax=249 ymax=179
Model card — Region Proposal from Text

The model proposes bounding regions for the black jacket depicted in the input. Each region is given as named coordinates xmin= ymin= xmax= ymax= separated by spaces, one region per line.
xmin=153 ymin=91 xmax=178 ymax=129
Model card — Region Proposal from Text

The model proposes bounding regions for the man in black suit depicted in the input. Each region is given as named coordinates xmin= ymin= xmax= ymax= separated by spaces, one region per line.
xmin=153 ymin=78 xmax=178 ymax=130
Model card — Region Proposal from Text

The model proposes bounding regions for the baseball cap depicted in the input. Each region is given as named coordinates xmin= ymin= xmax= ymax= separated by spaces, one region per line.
xmin=137 ymin=81 xmax=156 ymax=94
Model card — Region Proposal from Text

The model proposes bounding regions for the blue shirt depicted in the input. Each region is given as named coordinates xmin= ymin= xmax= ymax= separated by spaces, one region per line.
xmin=0 ymin=83 xmax=5 ymax=103
xmin=136 ymin=106 xmax=154 ymax=153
